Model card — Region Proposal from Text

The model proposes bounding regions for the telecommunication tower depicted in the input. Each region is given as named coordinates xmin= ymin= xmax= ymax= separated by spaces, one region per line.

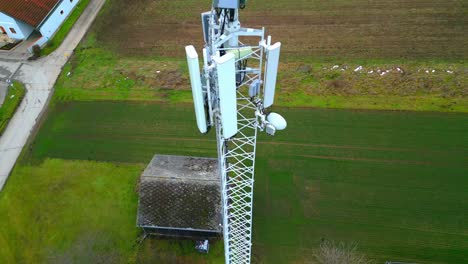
xmin=185 ymin=1 xmax=287 ymax=263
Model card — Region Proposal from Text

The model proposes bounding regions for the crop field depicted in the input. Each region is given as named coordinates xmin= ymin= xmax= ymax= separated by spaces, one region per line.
xmin=3 ymin=101 xmax=465 ymax=263
xmin=95 ymin=0 xmax=467 ymax=60
xmin=52 ymin=0 xmax=468 ymax=112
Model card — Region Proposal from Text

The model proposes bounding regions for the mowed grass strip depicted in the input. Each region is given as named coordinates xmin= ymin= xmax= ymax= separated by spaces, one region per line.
xmin=19 ymin=101 xmax=468 ymax=263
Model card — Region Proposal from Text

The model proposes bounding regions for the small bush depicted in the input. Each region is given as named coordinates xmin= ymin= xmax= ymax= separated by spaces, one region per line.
xmin=28 ymin=45 xmax=42 ymax=60
xmin=33 ymin=45 xmax=41 ymax=57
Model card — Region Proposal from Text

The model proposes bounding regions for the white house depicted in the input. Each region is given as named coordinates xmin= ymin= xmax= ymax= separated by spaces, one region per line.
xmin=0 ymin=0 xmax=80 ymax=51
xmin=0 ymin=12 xmax=34 ymax=40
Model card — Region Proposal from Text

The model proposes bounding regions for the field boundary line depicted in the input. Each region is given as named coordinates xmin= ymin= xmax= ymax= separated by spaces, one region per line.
xmin=296 ymin=154 xmax=458 ymax=167
xmin=260 ymin=141 xmax=466 ymax=154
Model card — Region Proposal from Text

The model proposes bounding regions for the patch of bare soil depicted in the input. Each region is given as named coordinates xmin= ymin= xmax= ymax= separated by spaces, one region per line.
xmin=91 ymin=0 xmax=467 ymax=60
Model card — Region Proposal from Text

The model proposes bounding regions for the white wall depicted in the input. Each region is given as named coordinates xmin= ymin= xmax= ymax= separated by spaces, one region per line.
xmin=39 ymin=0 xmax=80 ymax=41
xmin=0 ymin=12 xmax=34 ymax=40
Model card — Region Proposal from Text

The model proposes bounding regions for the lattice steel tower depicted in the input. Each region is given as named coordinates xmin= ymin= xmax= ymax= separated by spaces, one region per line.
xmin=185 ymin=1 xmax=287 ymax=263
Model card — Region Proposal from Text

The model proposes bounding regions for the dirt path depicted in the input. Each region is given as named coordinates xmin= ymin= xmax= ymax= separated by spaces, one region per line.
xmin=0 ymin=0 xmax=107 ymax=191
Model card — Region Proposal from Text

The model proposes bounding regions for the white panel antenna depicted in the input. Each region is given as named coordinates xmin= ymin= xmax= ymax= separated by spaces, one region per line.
xmin=263 ymin=42 xmax=281 ymax=108
xmin=185 ymin=45 xmax=208 ymax=134
xmin=185 ymin=4 xmax=286 ymax=263
xmin=214 ymin=53 xmax=238 ymax=138
xmin=201 ymin=11 xmax=211 ymax=43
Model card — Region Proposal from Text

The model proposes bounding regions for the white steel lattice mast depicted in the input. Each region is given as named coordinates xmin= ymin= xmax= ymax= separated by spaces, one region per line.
xmin=185 ymin=1 xmax=287 ymax=263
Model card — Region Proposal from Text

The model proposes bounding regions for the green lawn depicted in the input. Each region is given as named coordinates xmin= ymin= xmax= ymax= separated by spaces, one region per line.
xmin=0 ymin=159 xmax=141 ymax=263
xmin=0 ymin=82 xmax=25 ymax=136
xmin=10 ymin=101 xmax=468 ymax=263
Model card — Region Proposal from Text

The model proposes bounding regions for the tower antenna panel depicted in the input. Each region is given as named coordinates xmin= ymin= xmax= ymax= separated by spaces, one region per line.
xmin=185 ymin=3 xmax=286 ymax=263
xmin=201 ymin=11 xmax=211 ymax=43
xmin=185 ymin=45 xmax=208 ymax=134
xmin=263 ymin=42 xmax=281 ymax=108
xmin=215 ymin=53 xmax=238 ymax=139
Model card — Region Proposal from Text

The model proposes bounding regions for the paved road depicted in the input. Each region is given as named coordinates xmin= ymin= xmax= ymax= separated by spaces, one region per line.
xmin=0 ymin=81 xmax=7 ymax=106
xmin=0 ymin=0 xmax=107 ymax=190
xmin=0 ymin=60 xmax=22 ymax=106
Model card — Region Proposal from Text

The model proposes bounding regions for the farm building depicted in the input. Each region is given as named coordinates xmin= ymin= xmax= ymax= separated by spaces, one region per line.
xmin=0 ymin=0 xmax=80 ymax=51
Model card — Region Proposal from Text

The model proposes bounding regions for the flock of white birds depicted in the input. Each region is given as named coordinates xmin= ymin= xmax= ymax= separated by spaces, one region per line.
xmin=324 ymin=65 xmax=455 ymax=76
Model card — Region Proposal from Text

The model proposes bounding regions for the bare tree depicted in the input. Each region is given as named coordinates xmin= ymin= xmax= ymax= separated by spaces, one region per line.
xmin=313 ymin=241 xmax=374 ymax=264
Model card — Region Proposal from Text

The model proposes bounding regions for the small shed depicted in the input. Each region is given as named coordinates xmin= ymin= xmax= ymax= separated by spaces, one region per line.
xmin=137 ymin=155 xmax=222 ymax=238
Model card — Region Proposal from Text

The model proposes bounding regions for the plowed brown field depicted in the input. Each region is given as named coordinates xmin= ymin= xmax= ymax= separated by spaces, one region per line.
xmin=94 ymin=0 xmax=467 ymax=60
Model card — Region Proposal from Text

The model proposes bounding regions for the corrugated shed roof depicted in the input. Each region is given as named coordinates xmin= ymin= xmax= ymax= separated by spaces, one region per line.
xmin=0 ymin=0 xmax=60 ymax=27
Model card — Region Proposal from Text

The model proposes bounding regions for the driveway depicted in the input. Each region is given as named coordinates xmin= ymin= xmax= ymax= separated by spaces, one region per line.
xmin=0 ymin=0 xmax=107 ymax=190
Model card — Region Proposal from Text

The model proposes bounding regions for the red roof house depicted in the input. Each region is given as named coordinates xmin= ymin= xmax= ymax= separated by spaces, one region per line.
xmin=0 ymin=0 xmax=61 ymax=27
xmin=0 ymin=0 xmax=81 ymax=49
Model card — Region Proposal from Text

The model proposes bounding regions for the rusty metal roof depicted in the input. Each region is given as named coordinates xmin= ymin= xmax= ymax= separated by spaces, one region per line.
xmin=0 ymin=0 xmax=60 ymax=27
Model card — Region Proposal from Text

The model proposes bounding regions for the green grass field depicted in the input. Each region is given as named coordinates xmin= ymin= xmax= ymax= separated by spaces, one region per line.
xmin=0 ymin=158 xmax=225 ymax=263
xmin=0 ymin=82 xmax=25 ymax=136
xmin=5 ymin=101 xmax=466 ymax=263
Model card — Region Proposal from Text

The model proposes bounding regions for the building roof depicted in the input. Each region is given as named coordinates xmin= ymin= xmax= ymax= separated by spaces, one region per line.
xmin=137 ymin=155 xmax=222 ymax=235
xmin=0 ymin=0 xmax=60 ymax=27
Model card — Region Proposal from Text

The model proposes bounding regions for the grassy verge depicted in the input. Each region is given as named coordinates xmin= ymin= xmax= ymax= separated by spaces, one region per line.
xmin=16 ymin=101 xmax=468 ymax=263
xmin=0 ymin=82 xmax=25 ymax=136
xmin=42 ymin=0 xmax=92 ymax=55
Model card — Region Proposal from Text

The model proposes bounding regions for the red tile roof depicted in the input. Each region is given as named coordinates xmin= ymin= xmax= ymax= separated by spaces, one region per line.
xmin=0 ymin=0 xmax=61 ymax=27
